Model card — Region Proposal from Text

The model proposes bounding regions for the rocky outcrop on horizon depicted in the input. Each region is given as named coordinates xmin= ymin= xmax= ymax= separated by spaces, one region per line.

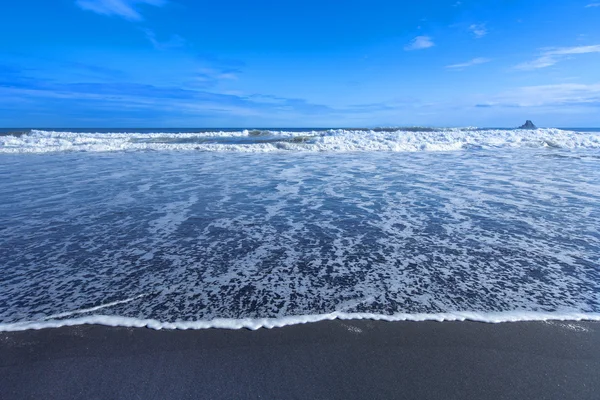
xmin=519 ymin=120 xmax=537 ymax=129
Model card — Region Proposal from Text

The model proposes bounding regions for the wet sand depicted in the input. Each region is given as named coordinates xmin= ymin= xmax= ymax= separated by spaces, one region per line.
xmin=1 ymin=319 xmax=599 ymax=399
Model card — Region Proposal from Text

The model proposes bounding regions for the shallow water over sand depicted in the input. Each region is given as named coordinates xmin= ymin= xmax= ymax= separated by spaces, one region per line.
xmin=1 ymin=145 xmax=599 ymax=329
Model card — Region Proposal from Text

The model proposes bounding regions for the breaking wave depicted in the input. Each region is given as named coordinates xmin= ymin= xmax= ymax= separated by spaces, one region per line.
xmin=1 ymin=128 xmax=600 ymax=153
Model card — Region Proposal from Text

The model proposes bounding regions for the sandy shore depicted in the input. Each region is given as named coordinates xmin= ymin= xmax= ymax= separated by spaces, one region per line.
xmin=1 ymin=319 xmax=599 ymax=399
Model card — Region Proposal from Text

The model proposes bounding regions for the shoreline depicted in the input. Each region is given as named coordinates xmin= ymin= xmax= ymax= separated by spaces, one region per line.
xmin=3 ymin=310 xmax=600 ymax=332
xmin=2 ymin=319 xmax=599 ymax=399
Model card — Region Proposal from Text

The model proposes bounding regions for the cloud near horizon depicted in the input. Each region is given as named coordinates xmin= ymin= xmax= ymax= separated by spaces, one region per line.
xmin=404 ymin=36 xmax=435 ymax=51
xmin=479 ymin=83 xmax=600 ymax=108
xmin=515 ymin=44 xmax=600 ymax=70
xmin=0 ymin=70 xmax=339 ymax=122
xmin=76 ymin=0 xmax=166 ymax=21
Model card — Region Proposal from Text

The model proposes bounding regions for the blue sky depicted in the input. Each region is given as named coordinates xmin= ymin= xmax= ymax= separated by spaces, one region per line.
xmin=1 ymin=0 xmax=599 ymax=127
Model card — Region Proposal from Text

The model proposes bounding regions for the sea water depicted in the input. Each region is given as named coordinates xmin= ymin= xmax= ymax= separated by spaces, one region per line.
xmin=1 ymin=128 xmax=599 ymax=330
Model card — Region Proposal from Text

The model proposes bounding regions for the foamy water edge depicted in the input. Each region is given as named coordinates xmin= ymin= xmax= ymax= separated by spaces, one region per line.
xmin=2 ymin=311 xmax=600 ymax=332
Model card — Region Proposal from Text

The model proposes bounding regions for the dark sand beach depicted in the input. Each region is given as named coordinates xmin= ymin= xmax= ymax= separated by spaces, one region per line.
xmin=1 ymin=319 xmax=599 ymax=399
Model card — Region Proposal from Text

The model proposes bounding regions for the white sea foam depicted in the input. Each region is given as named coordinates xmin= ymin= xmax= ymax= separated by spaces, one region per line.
xmin=1 ymin=128 xmax=600 ymax=153
xmin=41 ymin=295 xmax=149 ymax=320
xmin=1 ymin=311 xmax=599 ymax=332
xmin=2 ymin=146 xmax=599 ymax=332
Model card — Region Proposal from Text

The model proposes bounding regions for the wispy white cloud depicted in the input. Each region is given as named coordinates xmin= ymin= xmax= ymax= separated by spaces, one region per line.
xmin=585 ymin=3 xmax=600 ymax=7
xmin=469 ymin=24 xmax=487 ymax=38
xmin=480 ymin=83 xmax=600 ymax=107
xmin=193 ymin=67 xmax=239 ymax=87
xmin=404 ymin=36 xmax=434 ymax=51
xmin=143 ymin=29 xmax=185 ymax=50
xmin=515 ymin=44 xmax=600 ymax=70
xmin=446 ymin=57 xmax=491 ymax=69
xmin=76 ymin=0 xmax=166 ymax=21
xmin=0 ymin=77 xmax=337 ymax=122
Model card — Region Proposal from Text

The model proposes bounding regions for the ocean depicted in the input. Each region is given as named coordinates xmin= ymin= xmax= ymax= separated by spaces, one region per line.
xmin=1 ymin=127 xmax=600 ymax=330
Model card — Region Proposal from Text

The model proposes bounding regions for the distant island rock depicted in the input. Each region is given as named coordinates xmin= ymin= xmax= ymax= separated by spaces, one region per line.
xmin=518 ymin=120 xmax=537 ymax=129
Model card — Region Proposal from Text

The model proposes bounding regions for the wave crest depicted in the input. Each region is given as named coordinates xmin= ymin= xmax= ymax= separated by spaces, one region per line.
xmin=1 ymin=128 xmax=599 ymax=153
